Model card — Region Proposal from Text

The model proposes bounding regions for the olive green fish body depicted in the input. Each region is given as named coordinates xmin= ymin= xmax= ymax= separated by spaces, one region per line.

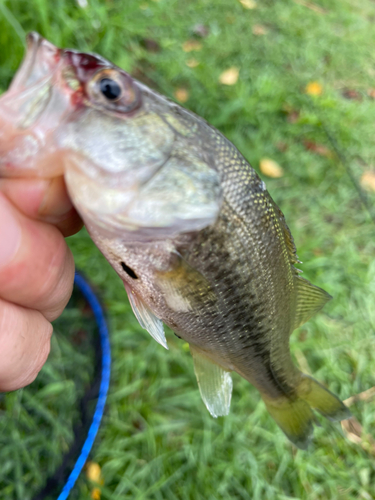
xmin=0 ymin=33 xmax=351 ymax=448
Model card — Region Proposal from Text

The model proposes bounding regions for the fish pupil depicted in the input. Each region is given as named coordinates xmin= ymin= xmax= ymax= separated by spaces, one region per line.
xmin=99 ymin=78 xmax=121 ymax=100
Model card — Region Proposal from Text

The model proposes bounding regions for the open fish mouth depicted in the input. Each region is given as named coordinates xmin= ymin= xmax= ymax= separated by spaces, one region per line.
xmin=9 ymin=32 xmax=59 ymax=93
xmin=2 ymin=32 xmax=59 ymax=125
xmin=0 ymin=33 xmax=69 ymax=176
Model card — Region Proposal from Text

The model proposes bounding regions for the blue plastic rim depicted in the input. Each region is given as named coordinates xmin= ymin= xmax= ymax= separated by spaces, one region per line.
xmin=57 ymin=272 xmax=111 ymax=500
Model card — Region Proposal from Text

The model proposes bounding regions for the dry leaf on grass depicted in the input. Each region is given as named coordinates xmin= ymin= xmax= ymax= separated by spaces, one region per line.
xmin=342 ymin=417 xmax=363 ymax=446
xmin=367 ymin=88 xmax=375 ymax=99
xmin=182 ymin=40 xmax=203 ymax=52
xmin=342 ymin=417 xmax=375 ymax=456
xmin=342 ymin=88 xmax=362 ymax=101
xmin=276 ymin=142 xmax=288 ymax=152
xmin=259 ymin=158 xmax=284 ymax=178
xmin=86 ymin=461 xmax=103 ymax=483
xmin=219 ymin=67 xmax=239 ymax=85
xmin=294 ymin=0 xmax=326 ymax=14
xmin=341 ymin=387 xmax=375 ymax=456
xmin=305 ymin=81 xmax=323 ymax=96
xmin=282 ymin=103 xmax=300 ymax=123
xmin=91 ymin=488 xmax=101 ymax=500
xmin=239 ymin=0 xmax=257 ymax=9
xmin=252 ymin=24 xmax=267 ymax=36
xmin=174 ymin=88 xmax=189 ymax=103
xmin=344 ymin=386 xmax=375 ymax=407
xmin=303 ymin=139 xmax=333 ymax=158
xmin=186 ymin=58 xmax=199 ymax=68
xmin=141 ymin=38 xmax=160 ymax=52
xmin=360 ymin=171 xmax=375 ymax=192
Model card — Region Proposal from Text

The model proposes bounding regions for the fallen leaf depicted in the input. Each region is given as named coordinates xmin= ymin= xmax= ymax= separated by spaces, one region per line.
xmin=140 ymin=38 xmax=160 ymax=52
xmin=186 ymin=58 xmax=199 ymax=68
xmin=86 ymin=462 xmax=103 ymax=483
xmin=192 ymin=23 xmax=209 ymax=38
xmin=174 ymin=88 xmax=189 ymax=103
xmin=239 ymin=0 xmax=257 ymax=9
xmin=303 ymin=139 xmax=333 ymax=158
xmin=91 ymin=488 xmax=101 ymax=500
xmin=342 ymin=416 xmax=375 ymax=456
xmin=342 ymin=417 xmax=363 ymax=446
xmin=288 ymin=110 xmax=300 ymax=123
xmin=367 ymin=88 xmax=375 ymax=99
xmin=282 ymin=103 xmax=300 ymax=123
xmin=276 ymin=141 xmax=288 ymax=152
xmin=342 ymin=88 xmax=362 ymax=101
xmin=344 ymin=387 xmax=375 ymax=407
xmin=360 ymin=171 xmax=375 ymax=192
xmin=252 ymin=24 xmax=267 ymax=35
xmin=182 ymin=40 xmax=202 ymax=52
xmin=312 ymin=247 xmax=323 ymax=256
xmin=294 ymin=0 xmax=326 ymax=14
xmin=305 ymin=81 xmax=323 ymax=96
xmin=219 ymin=67 xmax=239 ymax=85
xmin=260 ymin=158 xmax=284 ymax=178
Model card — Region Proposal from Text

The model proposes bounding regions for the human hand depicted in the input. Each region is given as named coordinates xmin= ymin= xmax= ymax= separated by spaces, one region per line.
xmin=0 ymin=177 xmax=82 ymax=391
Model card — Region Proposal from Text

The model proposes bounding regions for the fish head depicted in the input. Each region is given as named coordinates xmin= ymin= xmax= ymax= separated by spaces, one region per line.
xmin=0 ymin=33 xmax=222 ymax=240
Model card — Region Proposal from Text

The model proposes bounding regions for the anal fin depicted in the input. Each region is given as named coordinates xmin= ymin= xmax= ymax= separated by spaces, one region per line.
xmin=190 ymin=345 xmax=232 ymax=418
xmin=124 ymin=284 xmax=168 ymax=350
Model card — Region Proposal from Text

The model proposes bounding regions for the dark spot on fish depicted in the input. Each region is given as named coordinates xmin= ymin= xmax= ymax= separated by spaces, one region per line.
xmin=121 ymin=262 xmax=138 ymax=279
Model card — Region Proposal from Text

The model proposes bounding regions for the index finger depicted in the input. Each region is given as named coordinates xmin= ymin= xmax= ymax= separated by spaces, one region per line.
xmin=0 ymin=176 xmax=83 ymax=237
xmin=0 ymin=193 xmax=75 ymax=321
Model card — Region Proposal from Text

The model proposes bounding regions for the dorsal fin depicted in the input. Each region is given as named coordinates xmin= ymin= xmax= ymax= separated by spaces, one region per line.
xmin=270 ymin=198 xmax=332 ymax=330
xmin=293 ymin=276 xmax=332 ymax=330
xmin=190 ymin=345 xmax=232 ymax=418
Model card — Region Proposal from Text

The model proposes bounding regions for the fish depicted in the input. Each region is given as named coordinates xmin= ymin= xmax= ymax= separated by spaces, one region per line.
xmin=0 ymin=33 xmax=350 ymax=448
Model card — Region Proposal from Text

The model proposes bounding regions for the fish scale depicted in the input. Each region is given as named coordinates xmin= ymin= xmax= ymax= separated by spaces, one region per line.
xmin=0 ymin=33 xmax=351 ymax=448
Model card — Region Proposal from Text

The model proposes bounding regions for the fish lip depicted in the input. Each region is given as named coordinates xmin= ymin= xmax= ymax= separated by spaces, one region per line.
xmin=9 ymin=32 xmax=59 ymax=92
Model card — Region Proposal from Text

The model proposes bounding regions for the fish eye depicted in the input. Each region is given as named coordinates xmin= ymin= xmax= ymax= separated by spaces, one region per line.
xmin=87 ymin=68 xmax=141 ymax=113
xmin=99 ymin=78 xmax=122 ymax=101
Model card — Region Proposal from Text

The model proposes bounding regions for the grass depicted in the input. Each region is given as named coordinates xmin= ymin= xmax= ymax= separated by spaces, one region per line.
xmin=1 ymin=0 xmax=375 ymax=498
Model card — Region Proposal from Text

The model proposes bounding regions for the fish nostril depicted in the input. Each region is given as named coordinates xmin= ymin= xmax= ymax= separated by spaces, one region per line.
xmin=120 ymin=261 xmax=138 ymax=279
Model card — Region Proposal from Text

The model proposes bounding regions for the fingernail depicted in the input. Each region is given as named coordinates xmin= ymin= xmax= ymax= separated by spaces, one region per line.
xmin=0 ymin=194 xmax=21 ymax=268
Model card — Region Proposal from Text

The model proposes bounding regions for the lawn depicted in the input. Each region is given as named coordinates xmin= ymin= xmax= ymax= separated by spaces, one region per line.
xmin=1 ymin=0 xmax=375 ymax=499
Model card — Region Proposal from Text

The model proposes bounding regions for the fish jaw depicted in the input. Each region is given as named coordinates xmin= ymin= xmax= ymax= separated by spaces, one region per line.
xmin=0 ymin=33 xmax=72 ymax=177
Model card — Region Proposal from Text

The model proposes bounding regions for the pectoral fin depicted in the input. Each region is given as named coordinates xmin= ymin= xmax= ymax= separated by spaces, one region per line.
xmin=293 ymin=276 xmax=332 ymax=330
xmin=190 ymin=345 xmax=232 ymax=418
xmin=125 ymin=285 xmax=168 ymax=350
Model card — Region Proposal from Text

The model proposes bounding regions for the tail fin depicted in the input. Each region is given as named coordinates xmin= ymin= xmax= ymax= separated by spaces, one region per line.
xmin=262 ymin=374 xmax=351 ymax=449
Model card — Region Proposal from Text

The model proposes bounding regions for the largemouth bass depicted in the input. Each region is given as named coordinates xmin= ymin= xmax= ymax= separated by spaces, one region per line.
xmin=0 ymin=33 xmax=350 ymax=448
